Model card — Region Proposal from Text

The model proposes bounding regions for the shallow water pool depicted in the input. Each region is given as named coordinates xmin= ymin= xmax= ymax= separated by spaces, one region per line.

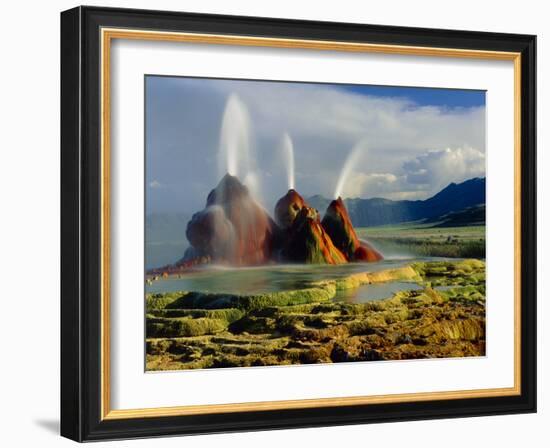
xmin=334 ymin=281 xmax=424 ymax=303
xmin=144 ymin=257 xmax=446 ymax=303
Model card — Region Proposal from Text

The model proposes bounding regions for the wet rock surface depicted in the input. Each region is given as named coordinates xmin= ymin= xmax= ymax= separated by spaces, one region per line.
xmin=147 ymin=176 xmax=384 ymax=277
xmin=281 ymin=206 xmax=348 ymax=264
xmin=185 ymin=174 xmax=278 ymax=265
xmin=146 ymin=260 xmax=486 ymax=371
xmin=322 ymin=197 xmax=383 ymax=262
xmin=274 ymin=189 xmax=308 ymax=230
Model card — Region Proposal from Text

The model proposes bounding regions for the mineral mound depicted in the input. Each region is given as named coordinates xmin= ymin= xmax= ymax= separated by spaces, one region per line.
xmin=153 ymin=175 xmax=384 ymax=275
xmin=281 ymin=205 xmax=347 ymax=264
xmin=322 ymin=197 xmax=383 ymax=262
xmin=274 ymin=189 xmax=307 ymax=229
xmin=185 ymin=174 xmax=278 ymax=265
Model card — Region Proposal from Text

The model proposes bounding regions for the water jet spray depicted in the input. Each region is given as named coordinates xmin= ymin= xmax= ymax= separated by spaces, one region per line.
xmin=334 ymin=140 xmax=368 ymax=199
xmin=218 ymin=93 xmax=252 ymax=179
xmin=280 ymin=132 xmax=295 ymax=190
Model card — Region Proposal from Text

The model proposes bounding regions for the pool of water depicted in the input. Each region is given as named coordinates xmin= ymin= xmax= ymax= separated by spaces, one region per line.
xmin=334 ymin=281 xmax=424 ymax=303
xmin=145 ymin=256 xmax=449 ymax=299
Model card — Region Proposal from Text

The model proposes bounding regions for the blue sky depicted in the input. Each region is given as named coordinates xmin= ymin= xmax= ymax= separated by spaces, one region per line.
xmin=146 ymin=76 xmax=486 ymax=215
xmin=338 ymin=84 xmax=485 ymax=108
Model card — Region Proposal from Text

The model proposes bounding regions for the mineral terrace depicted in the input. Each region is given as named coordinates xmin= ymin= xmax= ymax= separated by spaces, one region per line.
xmin=146 ymin=259 xmax=485 ymax=370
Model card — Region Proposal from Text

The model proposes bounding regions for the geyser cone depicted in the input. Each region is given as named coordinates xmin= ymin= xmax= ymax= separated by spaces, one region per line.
xmin=206 ymin=173 xmax=249 ymax=206
xmin=322 ymin=197 xmax=359 ymax=258
xmin=186 ymin=174 xmax=278 ymax=265
xmin=322 ymin=197 xmax=383 ymax=262
xmin=283 ymin=206 xmax=347 ymax=265
xmin=274 ymin=189 xmax=307 ymax=229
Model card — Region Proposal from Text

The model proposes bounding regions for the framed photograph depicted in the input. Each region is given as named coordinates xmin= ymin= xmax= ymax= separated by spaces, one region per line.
xmin=60 ymin=6 xmax=536 ymax=441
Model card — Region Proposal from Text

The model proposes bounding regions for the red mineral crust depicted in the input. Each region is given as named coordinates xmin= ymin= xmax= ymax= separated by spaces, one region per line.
xmin=282 ymin=205 xmax=347 ymax=265
xmin=322 ymin=197 xmax=383 ymax=262
xmin=274 ymin=189 xmax=307 ymax=229
xmin=150 ymin=177 xmax=384 ymax=277
xmin=186 ymin=174 xmax=278 ymax=265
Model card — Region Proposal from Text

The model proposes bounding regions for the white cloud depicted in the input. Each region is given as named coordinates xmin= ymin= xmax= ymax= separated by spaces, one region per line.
xmin=212 ymin=82 xmax=485 ymax=201
xmin=342 ymin=172 xmax=399 ymax=198
xmin=337 ymin=147 xmax=485 ymax=200
xmin=223 ymin=82 xmax=485 ymax=154
xmin=402 ymin=147 xmax=486 ymax=194
xmin=147 ymin=77 xmax=486 ymax=213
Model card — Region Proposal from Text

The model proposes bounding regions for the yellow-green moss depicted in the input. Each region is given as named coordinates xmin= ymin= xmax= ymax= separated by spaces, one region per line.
xmin=146 ymin=260 xmax=486 ymax=370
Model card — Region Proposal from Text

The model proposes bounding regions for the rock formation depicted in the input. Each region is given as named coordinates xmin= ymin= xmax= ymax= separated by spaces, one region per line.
xmin=274 ymin=189 xmax=307 ymax=229
xmin=322 ymin=197 xmax=383 ymax=262
xmin=154 ymin=176 xmax=383 ymax=275
xmin=354 ymin=240 xmax=385 ymax=262
xmin=282 ymin=205 xmax=347 ymax=264
xmin=185 ymin=174 xmax=278 ymax=265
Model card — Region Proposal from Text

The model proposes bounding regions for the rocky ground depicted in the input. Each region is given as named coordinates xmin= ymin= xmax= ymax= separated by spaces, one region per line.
xmin=146 ymin=259 xmax=486 ymax=371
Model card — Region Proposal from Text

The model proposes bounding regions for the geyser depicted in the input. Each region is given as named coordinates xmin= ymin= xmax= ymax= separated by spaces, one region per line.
xmin=334 ymin=141 xmax=368 ymax=199
xmin=174 ymin=178 xmax=383 ymax=272
xmin=152 ymin=100 xmax=386 ymax=274
xmin=186 ymin=174 xmax=278 ymax=265
xmin=280 ymin=132 xmax=295 ymax=190
xmin=218 ymin=94 xmax=252 ymax=179
xmin=243 ymin=171 xmax=263 ymax=204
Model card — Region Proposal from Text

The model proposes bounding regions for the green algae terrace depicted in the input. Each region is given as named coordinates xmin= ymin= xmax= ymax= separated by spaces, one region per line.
xmin=145 ymin=259 xmax=486 ymax=370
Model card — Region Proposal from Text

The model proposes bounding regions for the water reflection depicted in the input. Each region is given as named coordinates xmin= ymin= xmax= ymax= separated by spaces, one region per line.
xmin=334 ymin=281 xmax=423 ymax=303
xmin=145 ymin=258 xmax=431 ymax=301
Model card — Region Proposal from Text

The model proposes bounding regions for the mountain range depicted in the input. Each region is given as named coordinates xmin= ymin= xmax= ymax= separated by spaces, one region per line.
xmin=307 ymin=177 xmax=486 ymax=227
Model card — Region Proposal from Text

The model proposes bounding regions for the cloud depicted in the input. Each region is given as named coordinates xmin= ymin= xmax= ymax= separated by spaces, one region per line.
xmin=146 ymin=77 xmax=485 ymax=213
xmin=221 ymin=82 xmax=485 ymax=154
xmin=403 ymin=147 xmax=486 ymax=194
xmin=212 ymin=81 xmax=485 ymax=202
xmin=338 ymin=147 xmax=485 ymax=200
xmin=342 ymin=172 xmax=398 ymax=198
xmin=149 ymin=180 xmax=162 ymax=189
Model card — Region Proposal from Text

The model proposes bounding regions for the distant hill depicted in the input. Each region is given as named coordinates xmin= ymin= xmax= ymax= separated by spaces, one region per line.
xmin=307 ymin=177 xmax=485 ymax=227
xmin=428 ymin=204 xmax=485 ymax=228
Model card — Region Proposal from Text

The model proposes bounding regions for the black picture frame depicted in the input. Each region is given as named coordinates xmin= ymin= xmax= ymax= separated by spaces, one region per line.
xmin=61 ymin=5 xmax=536 ymax=442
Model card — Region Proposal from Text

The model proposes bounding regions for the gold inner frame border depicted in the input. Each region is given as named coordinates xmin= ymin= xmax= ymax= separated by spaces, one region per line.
xmin=99 ymin=27 xmax=522 ymax=420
